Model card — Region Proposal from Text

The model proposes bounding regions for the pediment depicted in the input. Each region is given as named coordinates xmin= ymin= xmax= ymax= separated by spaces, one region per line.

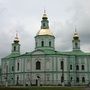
xmin=31 ymin=50 xmax=45 ymax=55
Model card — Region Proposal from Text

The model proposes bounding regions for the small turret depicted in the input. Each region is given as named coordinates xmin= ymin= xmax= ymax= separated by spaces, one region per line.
xmin=12 ymin=32 xmax=20 ymax=54
xmin=72 ymin=29 xmax=80 ymax=51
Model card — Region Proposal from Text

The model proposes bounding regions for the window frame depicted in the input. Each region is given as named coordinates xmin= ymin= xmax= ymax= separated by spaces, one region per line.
xmin=17 ymin=62 xmax=19 ymax=71
xmin=61 ymin=61 xmax=64 ymax=70
xmin=81 ymin=65 xmax=85 ymax=70
xmin=82 ymin=77 xmax=85 ymax=83
xmin=76 ymin=77 xmax=79 ymax=83
xmin=76 ymin=65 xmax=79 ymax=70
xmin=36 ymin=61 xmax=41 ymax=70
xmin=70 ymin=65 xmax=72 ymax=70
xmin=49 ymin=41 xmax=51 ymax=47
xmin=41 ymin=41 xmax=44 ymax=47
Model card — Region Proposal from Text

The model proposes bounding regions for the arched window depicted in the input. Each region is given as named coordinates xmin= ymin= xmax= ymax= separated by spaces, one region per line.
xmin=12 ymin=66 xmax=14 ymax=71
xmin=76 ymin=65 xmax=79 ymax=70
xmin=14 ymin=46 xmax=16 ymax=51
xmin=61 ymin=61 xmax=64 ymax=70
xmin=49 ymin=41 xmax=51 ymax=47
xmin=17 ymin=62 xmax=19 ymax=71
xmin=82 ymin=65 xmax=85 ymax=70
xmin=82 ymin=77 xmax=85 ymax=83
xmin=76 ymin=77 xmax=79 ymax=83
xmin=75 ymin=42 xmax=78 ymax=48
xmin=43 ymin=23 xmax=45 ymax=27
xmin=41 ymin=41 xmax=44 ymax=47
xmin=36 ymin=61 xmax=41 ymax=70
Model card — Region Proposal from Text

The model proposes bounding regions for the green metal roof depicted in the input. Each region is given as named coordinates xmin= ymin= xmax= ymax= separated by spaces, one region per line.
xmin=61 ymin=50 xmax=90 ymax=56
xmin=31 ymin=49 xmax=61 ymax=55
xmin=2 ymin=53 xmax=20 ymax=59
xmin=2 ymin=49 xmax=90 ymax=59
xmin=38 ymin=49 xmax=58 ymax=54
xmin=17 ymin=49 xmax=60 ymax=56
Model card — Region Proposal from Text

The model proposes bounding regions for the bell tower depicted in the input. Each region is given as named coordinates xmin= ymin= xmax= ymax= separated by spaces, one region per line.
xmin=12 ymin=33 xmax=20 ymax=54
xmin=35 ymin=10 xmax=55 ymax=50
xmin=41 ymin=10 xmax=49 ymax=29
xmin=72 ymin=29 xmax=80 ymax=51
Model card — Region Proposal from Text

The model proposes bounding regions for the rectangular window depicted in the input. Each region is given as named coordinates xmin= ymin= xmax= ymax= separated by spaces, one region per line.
xmin=70 ymin=65 xmax=72 ymax=70
xmin=61 ymin=76 xmax=64 ymax=83
xmin=61 ymin=61 xmax=64 ymax=70
xmin=71 ymin=77 xmax=72 ymax=81
xmin=76 ymin=77 xmax=79 ymax=83
xmin=17 ymin=75 xmax=19 ymax=85
xmin=12 ymin=66 xmax=14 ymax=71
xmin=17 ymin=63 xmax=19 ymax=71
xmin=76 ymin=65 xmax=79 ymax=70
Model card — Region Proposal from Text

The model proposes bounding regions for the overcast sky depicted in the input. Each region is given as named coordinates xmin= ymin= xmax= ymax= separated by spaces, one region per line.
xmin=0 ymin=0 xmax=90 ymax=62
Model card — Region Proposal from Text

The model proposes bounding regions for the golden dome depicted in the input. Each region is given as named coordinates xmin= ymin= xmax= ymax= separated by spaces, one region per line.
xmin=36 ymin=10 xmax=54 ymax=36
xmin=36 ymin=29 xmax=54 ymax=36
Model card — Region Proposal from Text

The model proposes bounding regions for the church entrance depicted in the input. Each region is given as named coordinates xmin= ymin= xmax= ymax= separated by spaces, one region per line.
xmin=36 ymin=76 xmax=40 ymax=86
xmin=36 ymin=79 xmax=38 ymax=86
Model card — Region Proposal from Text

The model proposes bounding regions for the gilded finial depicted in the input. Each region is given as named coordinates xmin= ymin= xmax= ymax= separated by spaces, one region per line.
xmin=74 ymin=27 xmax=79 ymax=37
xmin=42 ymin=9 xmax=47 ymax=18
xmin=75 ymin=27 xmax=77 ymax=32
xmin=14 ymin=31 xmax=19 ymax=42
xmin=44 ymin=9 xmax=46 ymax=14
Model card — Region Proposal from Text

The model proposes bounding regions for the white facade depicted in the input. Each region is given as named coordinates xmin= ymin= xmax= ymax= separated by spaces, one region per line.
xmin=1 ymin=12 xmax=90 ymax=86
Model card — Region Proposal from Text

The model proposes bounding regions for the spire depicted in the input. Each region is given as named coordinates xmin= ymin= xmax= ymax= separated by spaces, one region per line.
xmin=36 ymin=10 xmax=54 ymax=36
xmin=72 ymin=28 xmax=80 ymax=51
xmin=75 ymin=27 xmax=77 ymax=32
xmin=42 ymin=9 xmax=48 ymax=19
xmin=41 ymin=10 xmax=49 ymax=29
xmin=73 ymin=28 xmax=79 ymax=39
xmin=44 ymin=9 xmax=46 ymax=14
xmin=14 ymin=32 xmax=19 ymax=43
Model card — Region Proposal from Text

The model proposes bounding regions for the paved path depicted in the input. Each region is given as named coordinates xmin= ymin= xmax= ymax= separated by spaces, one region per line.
xmin=85 ymin=88 xmax=90 ymax=90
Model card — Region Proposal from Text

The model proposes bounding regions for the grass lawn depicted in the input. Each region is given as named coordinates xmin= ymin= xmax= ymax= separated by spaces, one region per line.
xmin=0 ymin=86 xmax=87 ymax=90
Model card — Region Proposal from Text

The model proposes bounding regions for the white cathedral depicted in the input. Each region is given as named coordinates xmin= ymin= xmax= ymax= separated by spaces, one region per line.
xmin=1 ymin=11 xmax=90 ymax=86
